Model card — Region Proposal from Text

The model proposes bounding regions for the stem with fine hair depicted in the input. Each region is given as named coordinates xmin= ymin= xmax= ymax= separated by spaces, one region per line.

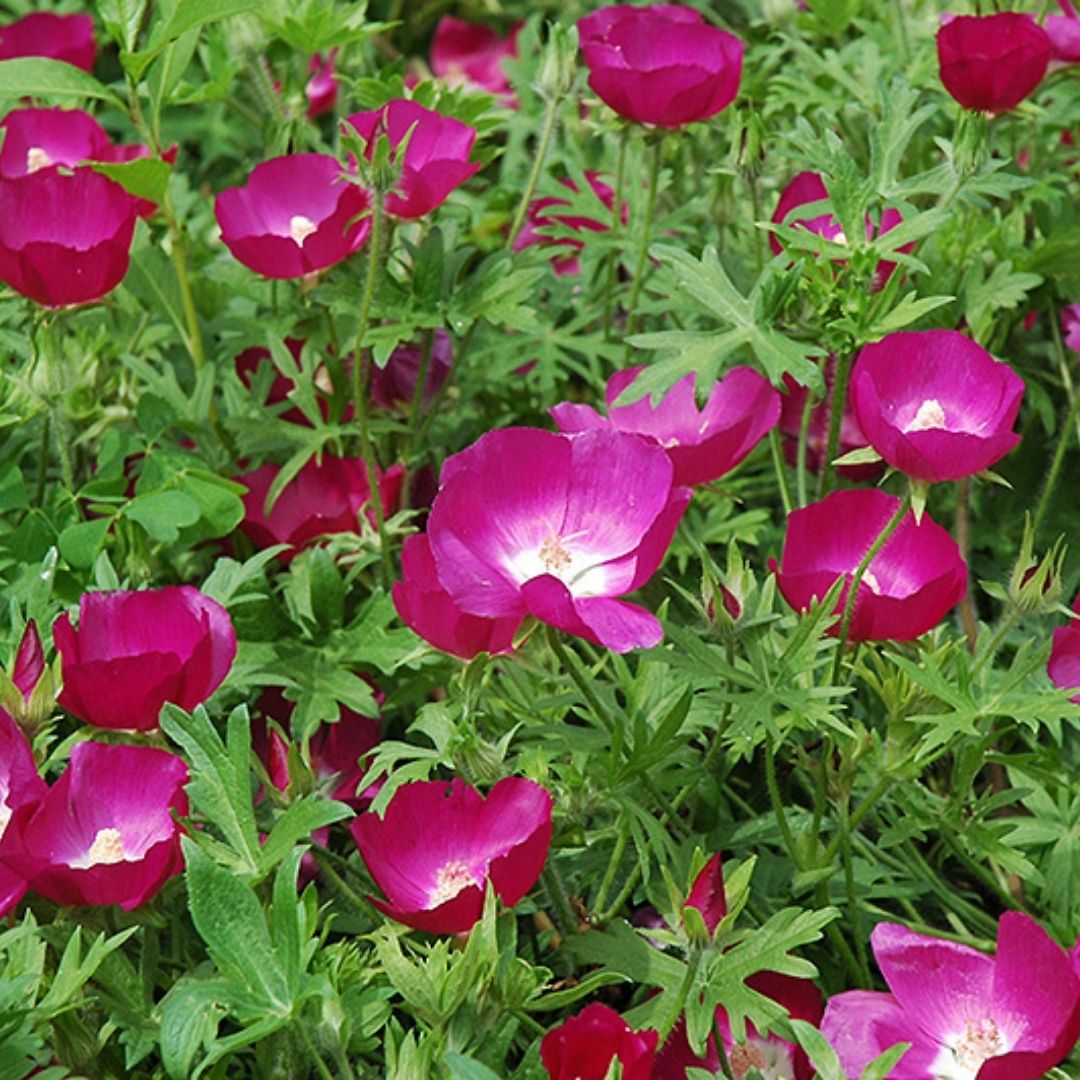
xmin=796 ymin=385 xmax=816 ymax=507
xmin=602 ymin=127 xmax=629 ymax=339
xmin=592 ymin=820 xmax=630 ymax=917
xmin=769 ymin=428 xmax=794 ymax=515
xmin=164 ymin=191 xmax=205 ymax=373
xmin=955 ymin=477 xmax=979 ymax=651
xmin=624 ymin=134 xmax=665 ymax=347
xmin=505 ymin=92 xmax=563 ymax=251
xmin=401 ymin=326 xmax=435 ymax=508
xmin=817 ymin=351 xmax=852 ymax=499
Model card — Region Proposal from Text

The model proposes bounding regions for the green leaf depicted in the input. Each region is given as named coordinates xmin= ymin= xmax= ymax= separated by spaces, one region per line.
xmin=444 ymin=1053 xmax=503 ymax=1080
xmin=258 ymin=797 xmax=352 ymax=873
xmin=869 ymin=292 xmax=955 ymax=337
xmin=124 ymin=489 xmax=202 ymax=543
xmin=158 ymin=978 xmax=226 ymax=1080
xmin=126 ymin=0 xmax=260 ymax=80
xmin=91 ymin=157 xmax=172 ymax=205
xmin=861 ymin=1044 xmax=911 ymax=1080
xmin=58 ymin=518 xmax=113 ymax=568
xmin=0 ymin=58 xmax=122 ymax=105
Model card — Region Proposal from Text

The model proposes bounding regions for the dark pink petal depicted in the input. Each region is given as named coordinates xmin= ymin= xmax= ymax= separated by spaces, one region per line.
xmin=821 ymin=990 xmax=937 ymax=1079
xmin=431 ymin=16 xmax=520 ymax=99
xmin=685 ymin=852 xmax=726 ymax=934
xmin=370 ymin=329 xmax=454 ymax=410
xmin=1049 ymin=605 xmax=1080 ymax=702
xmin=541 ymin=1002 xmax=658 ymax=1080
xmin=305 ymin=49 xmax=338 ymax=119
xmin=12 ymin=620 xmax=44 ymax=701
xmin=0 ymin=12 xmax=96 ymax=70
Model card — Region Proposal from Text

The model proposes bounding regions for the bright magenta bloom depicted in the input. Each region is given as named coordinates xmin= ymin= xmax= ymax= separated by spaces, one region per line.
xmin=577 ymin=4 xmax=744 ymax=129
xmin=822 ymin=914 xmax=1080 ymax=1079
xmin=0 ymin=709 xmax=46 ymax=918
xmin=431 ymin=16 xmax=520 ymax=100
xmin=237 ymin=455 xmax=404 ymax=559
xmin=54 ymin=587 xmax=237 ymax=732
xmin=851 ymin=330 xmax=1024 ymax=484
xmin=12 ymin=742 xmax=188 ymax=910
xmin=344 ymin=100 xmax=481 ymax=220
xmin=10 ymin=619 xmax=44 ymax=703
xmin=937 ymin=13 xmax=1051 ymax=114
xmin=1047 ymin=2 xmax=1080 ymax=65
xmin=774 ymin=489 xmax=967 ymax=642
xmin=1063 ymin=304 xmax=1080 ymax=355
xmin=305 ymin=49 xmax=338 ymax=119
xmin=0 ymin=167 xmax=138 ymax=307
xmin=351 ymin=777 xmax=552 ymax=934
xmin=541 ymin=1003 xmax=658 ymax=1080
xmin=0 ymin=107 xmax=144 ymax=179
xmin=393 ymin=533 xmax=522 ymax=659
xmin=1049 ymin=596 xmax=1080 ymax=703
xmin=551 ymin=365 xmax=780 ymax=487
xmin=0 ymin=12 xmax=96 ymax=70
xmin=370 ymin=329 xmax=453 ymax=410
xmin=214 ymin=154 xmax=371 ymax=279
xmin=427 ymin=428 xmax=690 ymax=653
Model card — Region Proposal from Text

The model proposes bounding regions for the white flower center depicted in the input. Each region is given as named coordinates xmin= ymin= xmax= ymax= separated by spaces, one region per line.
xmin=861 ymin=568 xmax=883 ymax=594
xmin=932 ymin=1017 xmax=1007 ymax=1080
xmin=429 ymin=859 xmax=478 ymax=906
xmin=832 ymin=229 xmax=848 ymax=245
xmin=25 ymin=146 xmax=53 ymax=173
xmin=289 ymin=214 xmax=318 ymax=245
xmin=0 ymin=801 xmax=11 ymax=841
xmin=538 ymin=535 xmax=573 ymax=573
xmin=904 ymin=398 xmax=948 ymax=433
xmin=730 ymin=1038 xmax=793 ymax=1079
xmin=75 ymin=827 xmax=128 ymax=868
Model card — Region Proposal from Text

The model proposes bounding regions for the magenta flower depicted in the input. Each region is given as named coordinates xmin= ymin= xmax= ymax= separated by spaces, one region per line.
xmin=577 ymin=4 xmax=744 ymax=129
xmin=237 ymin=454 xmax=404 ymax=559
xmin=370 ymin=329 xmax=454 ymax=410
xmin=513 ymin=171 xmax=624 ymax=276
xmin=0 ymin=166 xmax=139 ymax=307
xmin=937 ymin=13 xmax=1051 ymax=114
xmin=541 ymin=1003 xmax=658 ymax=1080
xmin=305 ymin=49 xmax=339 ymax=119
xmin=54 ymin=587 xmax=237 ymax=732
xmin=350 ymin=776 xmax=552 ymax=934
xmin=822 ymin=914 xmax=1080 ymax=1079
xmin=1047 ymin=2 xmax=1080 ymax=65
xmin=1063 ymin=304 xmax=1080 ymax=356
xmin=11 ymin=742 xmax=188 ymax=910
xmin=0 ymin=709 xmax=46 ymax=918
xmin=551 ymin=365 xmax=780 ymax=487
xmin=0 ymin=107 xmax=141 ymax=179
xmin=235 ymin=337 xmax=328 ymax=426
xmin=850 ymin=330 xmax=1025 ymax=484
xmin=0 ymin=12 xmax=96 ymax=70
xmin=430 ymin=17 xmax=520 ymax=101
xmin=214 ymin=154 xmax=371 ymax=279
xmin=343 ymin=100 xmax=481 ymax=220
xmin=427 ymin=428 xmax=690 ymax=653
xmin=774 ymin=488 xmax=967 ymax=642
xmin=1049 ymin=596 xmax=1080 ymax=703
xmin=10 ymin=620 xmax=44 ymax=703
xmin=393 ymin=533 xmax=522 ymax=659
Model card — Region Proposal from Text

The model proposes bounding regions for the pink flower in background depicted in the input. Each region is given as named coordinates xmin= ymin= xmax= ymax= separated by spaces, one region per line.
xmin=430 ymin=17 xmax=520 ymax=100
xmin=393 ymin=533 xmax=522 ymax=659
xmin=214 ymin=154 xmax=371 ymax=279
xmin=541 ymin=1003 xmax=658 ymax=1080
xmin=1062 ymin=304 xmax=1080 ymax=355
xmin=851 ymin=330 xmax=1025 ymax=484
xmin=0 ymin=12 xmax=96 ymax=70
xmin=10 ymin=742 xmax=188 ymax=910
xmin=577 ymin=4 xmax=744 ymax=128
xmin=54 ymin=587 xmax=237 ymax=732
xmin=235 ymin=337 xmax=324 ymax=426
xmin=344 ymin=100 xmax=481 ymax=220
xmin=684 ymin=852 xmax=726 ymax=934
xmin=10 ymin=620 xmax=44 ymax=703
xmin=551 ymin=365 xmax=780 ymax=487
xmin=0 ymin=709 xmax=46 ymax=918
xmin=237 ymin=455 xmax=403 ymax=559
xmin=774 ymin=488 xmax=967 ymax=642
xmin=370 ymin=329 xmax=454 ymax=410
xmin=822 ymin=914 xmax=1080 ymax=1079
xmin=0 ymin=167 xmax=139 ymax=307
xmin=1047 ymin=2 xmax=1080 ymax=65
xmin=305 ymin=49 xmax=339 ymax=118
xmin=427 ymin=427 xmax=690 ymax=653
xmin=1049 ymin=595 xmax=1080 ymax=702
xmin=351 ymin=776 xmax=552 ymax=933
xmin=937 ymin=13 xmax=1051 ymax=114
xmin=513 ymin=171 xmax=624 ymax=276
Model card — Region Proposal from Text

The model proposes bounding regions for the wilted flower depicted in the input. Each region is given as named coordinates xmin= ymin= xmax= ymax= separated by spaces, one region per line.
xmin=850 ymin=330 xmax=1025 ymax=484
xmin=351 ymin=776 xmax=552 ymax=933
xmin=1049 ymin=596 xmax=1080 ymax=703
xmin=10 ymin=742 xmax=188 ymax=910
xmin=0 ymin=12 xmax=96 ymax=70
xmin=0 ymin=167 xmax=139 ymax=307
xmin=1047 ymin=2 xmax=1080 ymax=66
xmin=0 ymin=709 xmax=46 ymax=917
xmin=426 ymin=427 xmax=690 ymax=653
xmin=822 ymin=914 xmax=1080 ymax=1079
xmin=344 ymin=100 xmax=481 ymax=220
xmin=541 ymin=1003 xmax=658 ymax=1080
xmin=54 ymin=587 xmax=237 ymax=732
xmin=393 ymin=533 xmax=522 ymax=659
xmin=214 ymin=153 xmax=372 ymax=279
xmin=237 ymin=454 xmax=404 ymax=559
xmin=370 ymin=329 xmax=454 ymax=410
xmin=551 ymin=365 xmax=780 ymax=487
xmin=305 ymin=49 xmax=339 ymax=119
xmin=937 ymin=13 xmax=1051 ymax=114
xmin=774 ymin=488 xmax=967 ymax=642
xmin=577 ymin=4 xmax=744 ymax=129
xmin=430 ymin=16 xmax=520 ymax=101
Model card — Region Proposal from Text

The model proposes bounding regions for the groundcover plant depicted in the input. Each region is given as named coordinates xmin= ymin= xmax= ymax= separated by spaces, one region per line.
xmin=3 ymin=0 xmax=1080 ymax=1076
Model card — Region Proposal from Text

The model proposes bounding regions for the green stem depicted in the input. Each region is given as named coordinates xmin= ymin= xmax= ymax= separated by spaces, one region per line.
xmin=769 ymin=429 xmax=794 ymax=516
xmin=593 ymin=820 xmax=630 ymax=916
xmin=969 ymin=607 xmax=1024 ymax=680
xmin=765 ymin=736 xmax=803 ymax=869
xmin=823 ymin=773 xmax=895 ymax=863
xmin=796 ymin=386 xmax=815 ymax=507
xmin=505 ymin=93 xmax=563 ymax=251
xmin=838 ymin=796 xmax=872 ymax=985
xmin=402 ymin=327 xmax=436 ymax=507
xmin=602 ymin=129 xmax=629 ymax=339
xmin=624 ymin=135 xmax=665 ymax=346
xmin=657 ymin=952 xmax=702 ymax=1040
xmin=541 ymin=864 xmax=578 ymax=937
xmin=817 ymin=352 xmax=852 ymax=499
xmin=296 ymin=1022 xmax=335 ymax=1080
xmin=1032 ymin=377 xmax=1080 ymax=537
xmin=511 ymin=1010 xmax=549 ymax=1039
xmin=35 ymin=414 xmax=49 ymax=507
xmin=547 ymin=628 xmax=614 ymax=734
xmin=164 ymin=192 xmax=205 ymax=372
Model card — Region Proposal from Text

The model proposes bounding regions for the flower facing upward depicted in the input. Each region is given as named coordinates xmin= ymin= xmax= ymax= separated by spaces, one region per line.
xmin=850 ymin=330 xmax=1025 ymax=484
xmin=54 ymin=587 xmax=237 ymax=732
xmin=822 ymin=914 xmax=1080 ymax=1079
xmin=214 ymin=154 xmax=371 ymax=279
xmin=774 ymin=489 xmax=967 ymax=642
xmin=351 ymin=777 xmax=552 ymax=934
xmin=937 ymin=13 xmax=1051 ymax=114
xmin=343 ymin=100 xmax=481 ymax=220
xmin=0 ymin=12 xmax=96 ymax=70
xmin=1049 ymin=595 xmax=1080 ymax=703
xmin=426 ymin=427 xmax=690 ymax=653
xmin=551 ymin=365 xmax=780 ymax=487
xmin=430 ymin=17 xmax=520 ymax=101
xmin=541 ymin=1003 xmax=658 ymax=1080
xmin=577 ymin=4 xmax=744 ymax=129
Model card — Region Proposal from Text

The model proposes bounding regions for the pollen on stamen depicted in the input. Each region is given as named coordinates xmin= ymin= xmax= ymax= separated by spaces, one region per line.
xmin=729 ymin=1042 xmax=767 ymax=1079
xmin=26 ymin=147 xmax=53 ymax=174
xmin=539 ymin=535 xmax=572 ymax=572
xmin=429 ymin=859 xmax=477 ymax=906
xmin=87 ymin=827 xmax=127 ymax=866
xmin=289 ymin=214 xmax=318 ymax=245
xmin=904 ymin=398 xmax=948 ymax=433
xmin=953 ymin=1017 xmax=1005 ymax=1071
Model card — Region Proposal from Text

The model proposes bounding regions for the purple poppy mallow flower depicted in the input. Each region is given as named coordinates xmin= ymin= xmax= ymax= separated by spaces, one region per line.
xmin=0 ymin=12 xmax=96 ymax=70
xmin=214 ymin=153 xmax=372 ymax=279
xmin=937 ymin=13 xmax=1052 ymax=114
xmin=431 ymin=16 xmax=521 ymax=102
xmin=1048 ymin=2 xmax=1080 ymax=65
xmin=10 ymin=620 xmax=44 ymax=704
xmin=551 ymin=365 xmax=780 ymax=488
xmin=822 ymin=914 xmax=1080 ymax=1080
xmin=370 ymin=329 xmax=454 ymax=410
xmin=850 ymin=330 xmax=1025 ymax=484
xmin=426 ymin=427 xmax=690 ymax=653
xmin=0 ymin=709 xmax=46 ymax=918
xmin=305 ymin=49 xmax=338 ymax=119
xmin=1049 ymin=595 xmax=1080 ymax=703
xmin=577 ymin=4 xmax=744 ymax=129
xmin=773 ymin=488 xmax=968 ymax=643
xmin=343 ymin=100 xmax=481 ymax=220
xmin=393 ymin=534 xmax=522 ymax=660
xmin=541 ymin=1003 xmax=658 ymax=1080
xmin=0 ymin=107 xmax=138 ymax=179
xmin=1063 ymin=304 xmax=1080 ymax=356
xmin=350 ymin=776 xmax=552 ymax=934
